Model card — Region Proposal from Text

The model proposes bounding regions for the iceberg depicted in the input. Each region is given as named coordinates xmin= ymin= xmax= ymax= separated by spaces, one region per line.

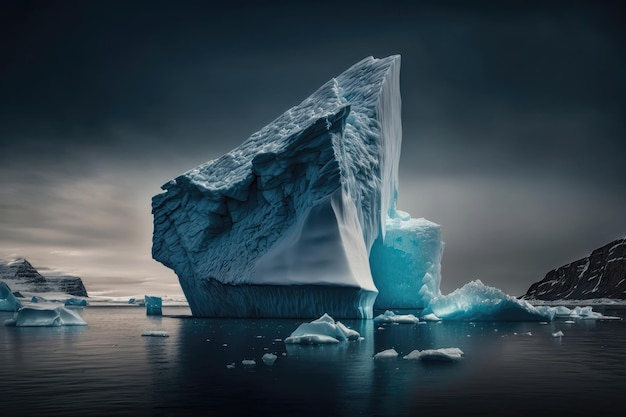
xmin=284 ymin=313 xmax=361 ymax=344
xmin=5 ymin=303 xmax=87 ymax=327
xmin=423 ymin=280 xmax=555 ymax=322
xmin=65 ymin=297 xmax=88 ymax=307
xmin=0 ymin=281 xmax=22 ymax=312
xmin=152 ymin=55 xmax=445 ymax=319
xmin=145 ymin=295 xmax=162 ymax=316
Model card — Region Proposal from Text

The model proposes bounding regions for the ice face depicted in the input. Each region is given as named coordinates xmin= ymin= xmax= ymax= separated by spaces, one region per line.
xmin=423 ymin=280 xmax=556 ymax=321
xmin=370 ymin=212 xmax=443 ymax=309
xmin=4 ymin=303 xmax=87 ymax=327
xmin=0 ymin=281 xmax=22 ymax=312
xmin=152 ymin=56 xmax=407 ymax=318
xmin=145 ymin=295 xmax=162 ymax=316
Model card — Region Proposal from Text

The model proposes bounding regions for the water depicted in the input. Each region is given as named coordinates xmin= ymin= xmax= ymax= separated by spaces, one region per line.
xmin=1 ymin=306 xmax=625 ymax=417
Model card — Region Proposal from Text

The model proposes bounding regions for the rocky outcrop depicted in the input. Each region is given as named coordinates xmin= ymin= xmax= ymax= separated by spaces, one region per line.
xmin=523 ymin=238 xmax=626 ymax=300
xmin=0 ymin=259 xmax=88 ymax=297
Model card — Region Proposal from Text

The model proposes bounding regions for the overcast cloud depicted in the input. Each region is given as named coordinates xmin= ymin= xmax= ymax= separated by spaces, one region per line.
xmin=1 ymin=0 xmax=624 ymax=297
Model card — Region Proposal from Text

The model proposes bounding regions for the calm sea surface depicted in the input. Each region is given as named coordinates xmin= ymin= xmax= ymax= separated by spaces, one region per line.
xmin=1 ymin=306 xmax=625 ymax=417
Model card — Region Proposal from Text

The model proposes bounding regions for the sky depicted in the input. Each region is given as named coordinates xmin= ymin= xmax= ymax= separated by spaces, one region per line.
xmin=0 ymin=0 xmax=624 ymax=297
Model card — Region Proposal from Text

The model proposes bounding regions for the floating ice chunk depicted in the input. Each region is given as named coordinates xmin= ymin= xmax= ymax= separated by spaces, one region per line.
xmin=564 ymin=320 xmax=576 ymax=324
xmin=0 ymin=281 xmax=22 ymax=312
xmin=420 ymin=313 xmax=441 ymax=322
xmin=424 ymin=280 xmax=555 ymax=321
xmin=373 ymin=348 xmax=398 ymax=359
xmin=552 ymin=331 xmax=564 ymax=337
xmin=145 ymin=295 xmax=162 ymax=316
xmin=226 ymin=363 xmax=236 ymax=369
xmin=242 ymin=359 xmax=256 ymax=367
xmin=284 ymin=313 xmax=361 ymax=345
xmin=262 ymin=353 xmax=278 ymax=366
xmin=65 ymin=298 xmax=88 ymax=307
xmin=5 ymin=303 xmax=87 ymax=327
xmin=403 ymin=348 xmax=464 ymax=362
xmin=141 ymin=331 xmax=170 ymax=337
xmin=373 ymin=310 xmax=419 ymax=324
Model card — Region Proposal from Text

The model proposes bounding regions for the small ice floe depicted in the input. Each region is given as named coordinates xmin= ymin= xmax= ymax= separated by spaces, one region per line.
xmin=273 ymin=339 xmax=282 ymax=342
xmin=525 ymin=332 xmax=533 ymax=336
xmin=373 ymin=348 xmax=399 ymax=360
xmin=420 ymin=313 xmax=441 ymax=322
xmin=5 ymin=303 xmax=87 ymax=327
xmin=262 ymin=353 xmax=277 ymax=366
xmin=242 ymin=359 xmax=256 ymax=367
xmin=564 ymin=320 xmax=576 ymax=324
xmin=284 ymin=313 xmax=360 ymax=345
xmin=256 ymin=335 xmax=264 ymax=339
xmin=403 ymin=348 xmax=464 ymax=362
xmin=141 ymin=330 xmax=169 ymax=337
xmin=226 ymin=363 xmax=236 ymax=369
xmin=373 ymin=310 xmax=419 ymax=324
xmin=552 ymin=331 xmax=564 ymax=337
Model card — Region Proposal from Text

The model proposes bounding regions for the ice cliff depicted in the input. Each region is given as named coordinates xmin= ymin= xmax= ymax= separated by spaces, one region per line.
xmin=153 ymin=55 xmax=442 ymax=318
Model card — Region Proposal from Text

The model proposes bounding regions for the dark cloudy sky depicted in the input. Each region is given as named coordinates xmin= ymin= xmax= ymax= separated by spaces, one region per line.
xmin=1 ymin=0 xmax=624 ymax=297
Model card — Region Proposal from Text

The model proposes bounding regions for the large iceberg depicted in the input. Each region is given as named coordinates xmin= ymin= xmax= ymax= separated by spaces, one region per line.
xmin=152 ymin=55 xmax=442 ymax=318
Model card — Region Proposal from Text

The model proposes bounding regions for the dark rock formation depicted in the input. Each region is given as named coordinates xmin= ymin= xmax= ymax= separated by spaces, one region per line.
xmin=523 ymin=238 xmax=626 ymax=300
xmin=0 ymin=258 xmax=88 ymax=297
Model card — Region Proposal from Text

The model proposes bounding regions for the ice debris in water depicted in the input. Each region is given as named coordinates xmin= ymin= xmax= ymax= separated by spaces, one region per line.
xmin=141 ymin=331 xmax=170 ymax=337
xmin=420 ymin=313 xmax=441 ymax=322
xmin=403 ymin=348 xmax=464 ymax=362
xmin=242 ymin=359 xmax=256 ymax=367
xmin=262 ymin=353 xmax=278 ymax=366
xmin=226 ymin=363 xmax=236 ymax=369
xmin=284 ymin=313 xmax=360 ymax=345
xmin=552 ymin=331 xmax=564 ymax=337
xmin=5 ymin=303 xmax=87 ymax=327
xmin=0 ymin=281 xmax=22 ymax=312
xmin=373 ymin=349 xmax=399 ymax=360
xmin=373 ymin=310 xmax=419 ymax=324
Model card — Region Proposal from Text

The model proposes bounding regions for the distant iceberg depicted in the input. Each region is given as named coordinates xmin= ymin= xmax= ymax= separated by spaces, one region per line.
xmin=0 ymin=281 xmax=22 ymax=312
xmin=5 ymin=303 xmax=87 ymax=327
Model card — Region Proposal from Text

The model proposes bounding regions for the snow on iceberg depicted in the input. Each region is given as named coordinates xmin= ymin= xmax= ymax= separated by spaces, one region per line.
xmin=5 ymin=303 xmax=87 ymax=327
xmin=373 ymin=310 xmax=419 ymax=324
xmin=403 ymin=348 xmax=464 ymax=362
xmin=152 ymin=55 xmax=443 ymax=318
xmin=370 ymin=213 xmax=443 ymax=309
xmin=284 ymin=313 xmax=360 ymax=344
xmin=424 ymin=280 xmax=555 ymax=322
xmin=0 ymin=281 xmax=22 ymax=312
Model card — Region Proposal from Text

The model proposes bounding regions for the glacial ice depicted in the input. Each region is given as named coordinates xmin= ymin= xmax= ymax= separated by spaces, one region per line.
xmin=65 ymin=298 xmax=88 ymax=307
xmin=145 ymin=295 xmax=162 ymax=316
xmin=424 ymin=280 xmax=556 ymax=321
xmin=152 ymin=55 xmax=446 ymax=318
xmin=284 ymin=313 xmax=361 ymax=344
xmin=4 ymin=303 xmax=87 ymax=327
xmin=403 ymin=348 xmax=464 ymax=362
xmin=0 ymin=281 xmax=22 ymax=312
xmin=370 ymin=213 xmax=443 ymax=309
